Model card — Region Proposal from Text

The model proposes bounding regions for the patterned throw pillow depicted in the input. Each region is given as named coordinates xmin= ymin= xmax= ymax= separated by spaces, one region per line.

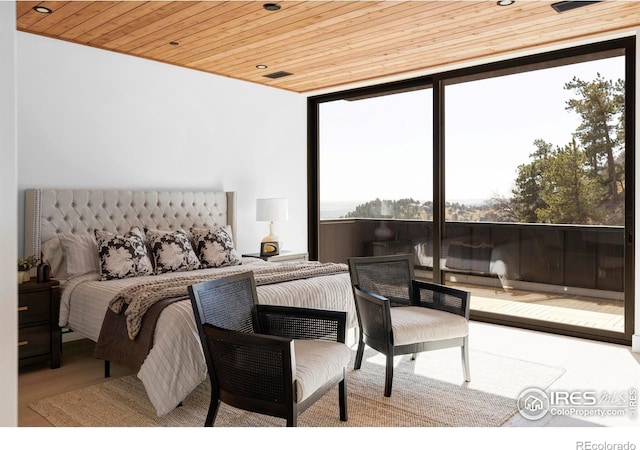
xmin=145 ymin=228 xmax=201 ymax=274
xmin=191 ymin=225 xmax=242 ymax=268
xmin=94 ymin=227 xmax=154 ymax=281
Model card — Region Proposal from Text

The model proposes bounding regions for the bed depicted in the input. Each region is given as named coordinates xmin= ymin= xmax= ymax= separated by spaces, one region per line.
xmin=24 ymin=189 xmax=356 ymax=416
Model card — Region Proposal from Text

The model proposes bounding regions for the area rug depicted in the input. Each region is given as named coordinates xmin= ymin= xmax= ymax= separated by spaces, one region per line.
xmin=29 ymin=349 xmax=564 ymax=427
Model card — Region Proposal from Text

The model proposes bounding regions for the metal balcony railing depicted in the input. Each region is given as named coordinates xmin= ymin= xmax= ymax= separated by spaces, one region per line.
xmin=319 ymin=219 xmax=624 ymax=293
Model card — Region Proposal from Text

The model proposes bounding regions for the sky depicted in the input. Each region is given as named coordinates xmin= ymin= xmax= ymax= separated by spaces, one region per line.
xmin=319 ymin=55 xmax=625 ymax=205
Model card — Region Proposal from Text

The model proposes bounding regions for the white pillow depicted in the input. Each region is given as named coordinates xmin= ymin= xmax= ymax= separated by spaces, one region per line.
xmin=41 ymin=236 xmax=68 ymax=280
xmin=59 ymin=233 xmax=100 ymax=278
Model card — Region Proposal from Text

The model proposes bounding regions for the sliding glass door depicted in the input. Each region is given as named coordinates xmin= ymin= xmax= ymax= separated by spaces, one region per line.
xmin=311 ymin=37 xmax=634 ymax=344
xmin=443 ymin=53 xmax=628 ymax=338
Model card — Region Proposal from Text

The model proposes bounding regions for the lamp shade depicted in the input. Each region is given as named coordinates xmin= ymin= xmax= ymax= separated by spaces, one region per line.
xmin=256 ymin=198 xmax=289 ymax=222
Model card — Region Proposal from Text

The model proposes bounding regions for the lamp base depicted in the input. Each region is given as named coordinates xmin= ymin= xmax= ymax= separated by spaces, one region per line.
xmin=260 ymin=221 xmax=281 ymax=255
xmin=260 ymin=241 xmax=280 ymax=257
xmin=261 ymin=234 xmax=279 ymax=243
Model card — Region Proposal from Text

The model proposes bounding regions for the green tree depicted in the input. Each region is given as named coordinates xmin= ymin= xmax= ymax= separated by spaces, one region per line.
xmin=564 ymin=73 xmax=625 ymax=203
xmin=499 ymin=74 xmax=625 ymax=226
xmin=508 ymin=139 xmax=552 ymax=223
xmin=536 ymin=139 xmax=604 ymax=224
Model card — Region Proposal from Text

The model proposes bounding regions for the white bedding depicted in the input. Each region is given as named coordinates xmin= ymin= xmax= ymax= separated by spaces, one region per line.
xmin=61 ymin=257 xmax=356 ymax=416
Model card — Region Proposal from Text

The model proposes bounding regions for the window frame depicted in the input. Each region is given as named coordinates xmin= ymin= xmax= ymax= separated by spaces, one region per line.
xmin=308 ymin=36 xmax=635 ymax=345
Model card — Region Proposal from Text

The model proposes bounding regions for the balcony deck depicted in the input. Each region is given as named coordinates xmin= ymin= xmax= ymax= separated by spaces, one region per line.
xmin=320 ymin=218 xmax=628 ymax=337
xmin=450 ymin=281 xmax=624 ymax=333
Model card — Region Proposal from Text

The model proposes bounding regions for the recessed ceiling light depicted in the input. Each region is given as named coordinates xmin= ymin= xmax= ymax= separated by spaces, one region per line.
xmin=33 ymin=5 xmax=52 ymax=14
xmin=256 ymin=64 xmax=268 ymax=69
xmin=263 ymin=3 xmax=281 ymax=12
xmin=496 ymin=0 xmax=515 ymax=5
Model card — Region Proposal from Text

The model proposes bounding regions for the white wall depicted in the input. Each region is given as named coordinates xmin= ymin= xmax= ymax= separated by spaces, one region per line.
xmin=0 ymin=1 xmax=18 ymax=427
xmin=16 ymin=32 xmax=307 ymax=257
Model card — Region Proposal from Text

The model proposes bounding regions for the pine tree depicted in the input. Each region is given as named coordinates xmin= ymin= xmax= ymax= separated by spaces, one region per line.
xmin=509 ymin=140 xmax=552 ymax=223
xmin=536 ymin=139 xmax=604 ymax=224
xmin=564 ymin=73 xmax=625 ymax=204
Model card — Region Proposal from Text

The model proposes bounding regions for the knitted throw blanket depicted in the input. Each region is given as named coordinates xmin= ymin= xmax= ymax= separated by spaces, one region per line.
xmin=108 ymin=261 xmax=349 ymax=340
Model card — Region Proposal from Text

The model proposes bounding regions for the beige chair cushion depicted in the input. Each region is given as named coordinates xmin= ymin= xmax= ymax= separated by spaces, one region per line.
xmin=293 ymin=340 xmax=351 ymax=403
xmin=390 ymin=306 xmax=468 ymax=346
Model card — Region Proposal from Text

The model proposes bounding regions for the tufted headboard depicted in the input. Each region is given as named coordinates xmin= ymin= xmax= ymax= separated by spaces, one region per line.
xmin=24 ymin=189 xmax=237 ymax=263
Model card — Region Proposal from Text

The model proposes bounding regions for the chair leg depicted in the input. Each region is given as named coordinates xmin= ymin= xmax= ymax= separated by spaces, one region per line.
xmin=204 ymin=395 xmax=220 ymax=427
xmin=338 ymin=369 xmax=347 ymax=421
xmin=286 ymin=415 xmax=297 ymax=427
xmin=104 ymin=360 xmax=110 ymax=378
xmin=354 ymin=336 xmax=365 ymax=370
xmin=384 ymin=354 xmax=393 ymax=397
xmin=461 ymin=336 xmax=471 ymax=382
xmin=411 ymin=353 xmax=417 ymax=361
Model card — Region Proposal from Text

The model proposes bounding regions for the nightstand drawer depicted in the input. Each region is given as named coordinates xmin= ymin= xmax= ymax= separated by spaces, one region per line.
xmin=18 ymin=292 xmax=51 ymax=325
xmin=18 ymin=279 xmax=61 ymax=369
xmin=18 ymin=325 xmax=51 ymax=359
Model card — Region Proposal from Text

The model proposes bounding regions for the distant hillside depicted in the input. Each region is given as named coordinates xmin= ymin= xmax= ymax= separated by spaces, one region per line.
xmin=343 ymin=198 xmax=498 ymax=222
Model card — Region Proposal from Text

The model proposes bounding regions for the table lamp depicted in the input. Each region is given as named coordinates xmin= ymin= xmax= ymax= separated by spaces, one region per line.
xmin=256 ymin=198 xmax=288 ymax=255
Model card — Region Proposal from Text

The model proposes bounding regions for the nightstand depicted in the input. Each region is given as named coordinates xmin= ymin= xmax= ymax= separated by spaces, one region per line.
xmin=18 ymin=279 xmax=61 ymax=369
xmin=242 ymin=250 xmax=309 ymax=262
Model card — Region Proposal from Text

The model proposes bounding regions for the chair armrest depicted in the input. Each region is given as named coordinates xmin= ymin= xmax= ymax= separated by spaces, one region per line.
xmin=353 ymin=286 xmax=392 ymax=345
xmin=411 ymin=280 xmax=470 ymax=319
xmin=256 ymin=305 xmax=347 ymax=344
xmin=202 ymin=323 xmax=295 ymax=407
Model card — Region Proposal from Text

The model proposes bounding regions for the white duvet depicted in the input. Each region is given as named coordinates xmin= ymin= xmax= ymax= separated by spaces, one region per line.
xmin=59 ymin=258 xmax=356 ymax=416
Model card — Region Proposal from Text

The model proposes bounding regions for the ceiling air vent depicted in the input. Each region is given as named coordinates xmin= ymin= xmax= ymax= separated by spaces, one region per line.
xmin=264 ymin=71 xmax=293 ymax=79
xmin=551 ymin=1 xmax=601 ymax=13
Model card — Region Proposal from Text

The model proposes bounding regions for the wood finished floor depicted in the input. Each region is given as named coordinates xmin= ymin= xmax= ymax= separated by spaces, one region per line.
xmin=18 ymin=339 xmax=134 ymax=427
xmin=457 ymin=282 xmax=625 ymax=333
xmin=18 ymin=321 xmax=639 ymax=428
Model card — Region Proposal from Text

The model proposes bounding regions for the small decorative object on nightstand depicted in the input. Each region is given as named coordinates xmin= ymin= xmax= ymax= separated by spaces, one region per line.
xmin=243 ymin=250 xmax=309 ymax=263
xmin=260 ymin=241 xmax=279 ymax=257
xmin=18 ymin=279 xmax=61 ymax=369
xmin=17 ymin=255 xmax=39 ymax=284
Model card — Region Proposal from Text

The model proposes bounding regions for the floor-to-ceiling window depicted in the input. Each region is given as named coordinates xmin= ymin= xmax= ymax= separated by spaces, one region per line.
xmin=443 ymin=52 xmax=629 ymax=340
xmin=313 ymin=82 xmax=434 ymax=265
xmin=310 ymin=37 xmax=634 ymax=345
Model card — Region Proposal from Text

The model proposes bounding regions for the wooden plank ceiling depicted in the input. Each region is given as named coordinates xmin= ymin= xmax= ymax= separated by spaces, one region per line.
xmin=16 ymin=1 xmax=640 ymax=94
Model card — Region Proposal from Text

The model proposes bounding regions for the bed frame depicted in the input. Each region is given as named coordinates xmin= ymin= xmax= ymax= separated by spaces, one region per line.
xmin=24 ymin=189 xmax=237 ymax=261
